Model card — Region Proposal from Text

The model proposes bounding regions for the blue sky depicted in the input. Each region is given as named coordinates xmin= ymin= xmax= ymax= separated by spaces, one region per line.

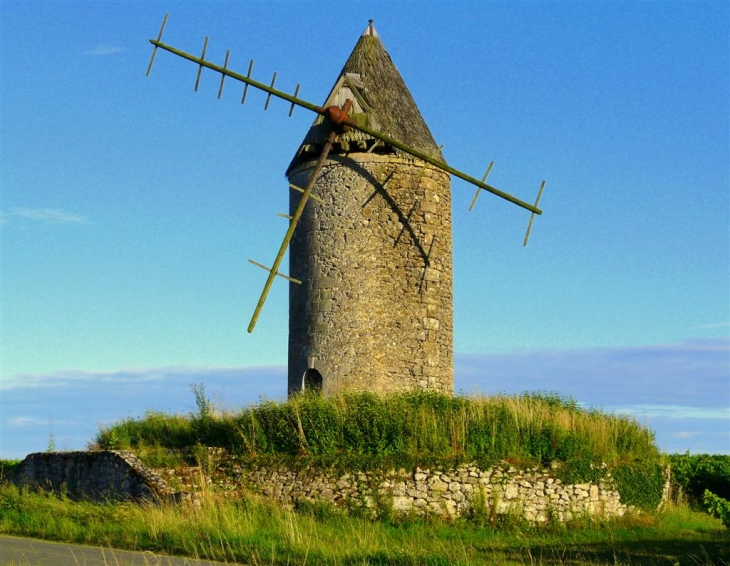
xmin=1 ymin=1 xmax=728 ymax=459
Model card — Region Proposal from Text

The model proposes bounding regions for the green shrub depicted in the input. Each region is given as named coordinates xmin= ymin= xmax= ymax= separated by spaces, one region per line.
xmin=94 ymin=411 xmax=197 ymax=450
xmin=703 ymin=490 xmax=730 ymax=529
xmin=612 ymin=461 xmax=666 ymax=510
xmin=669 ymin=453 xmax=730 ymax=503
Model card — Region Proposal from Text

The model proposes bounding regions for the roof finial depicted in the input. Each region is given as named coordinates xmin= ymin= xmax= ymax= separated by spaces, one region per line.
xmin=361 ymin=19 xmax=378 ymax=38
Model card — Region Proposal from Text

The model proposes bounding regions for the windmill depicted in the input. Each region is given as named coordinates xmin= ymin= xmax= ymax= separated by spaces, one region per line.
xmin=146 ymin=15 xmax=545 ymax=397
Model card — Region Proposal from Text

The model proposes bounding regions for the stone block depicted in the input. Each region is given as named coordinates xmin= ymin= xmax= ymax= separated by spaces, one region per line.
xmin=504 ymin=484 xmax=519 ymax=500
xmin=392 ymin=496 xmax=413 ymax=512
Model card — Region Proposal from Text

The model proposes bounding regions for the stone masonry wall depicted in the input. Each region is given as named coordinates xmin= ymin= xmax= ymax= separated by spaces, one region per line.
xmin=9 ymin=451 xmax=175 ymax=503
xmin=9 ymin=451 xmax=657 ymax=523
xmin=288 ymin=153 xmax=453 ymax=396
xmin=228 ymin=461 xmax=632 ymax=523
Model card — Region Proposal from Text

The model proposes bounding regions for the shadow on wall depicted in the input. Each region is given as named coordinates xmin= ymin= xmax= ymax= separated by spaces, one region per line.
xmin=8 ymin=451 xmax=176 ymax=503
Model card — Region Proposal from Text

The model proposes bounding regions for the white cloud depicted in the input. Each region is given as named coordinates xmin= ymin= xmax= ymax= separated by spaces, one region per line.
xmin=694 ymin=322 xmax=730 ymax=330
xmin=0 ymin=365 xmax=288 ymax=459
xmin=3 ymin=339 xmax=729 ymax=458
xmin=2 ymin=208 xmax=88 ymax=226
xmin=456 ymin=337 xmax=730 ymax=408
xmin=1 ymin=365 xmax=279 ymax=390
xmin=674 ymin=432 xmax=700 ymax=439
xmin=84 ymin=44 xmax=124 ymax=56
xmin=7 ymin=416 xmax=50 ymax=427
xmin=611 ymin=405 xmax=730 ymax=420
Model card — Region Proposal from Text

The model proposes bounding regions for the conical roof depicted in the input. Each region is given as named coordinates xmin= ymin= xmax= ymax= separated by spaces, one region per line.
xmin=287 ymin=22 xmax=445 ymax=174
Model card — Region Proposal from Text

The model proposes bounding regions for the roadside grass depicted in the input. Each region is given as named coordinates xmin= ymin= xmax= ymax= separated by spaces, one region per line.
xmin=0 ymin=482 xmax=727 ymax=565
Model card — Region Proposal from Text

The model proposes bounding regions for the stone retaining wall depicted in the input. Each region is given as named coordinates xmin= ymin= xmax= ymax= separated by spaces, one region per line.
xmin=8 ymin=451 xmax=174 ymax=503
xmin=234 ymin=462 xmax=630 ymax=523
xmin=8 ymin=451 xmax=654 ymax=523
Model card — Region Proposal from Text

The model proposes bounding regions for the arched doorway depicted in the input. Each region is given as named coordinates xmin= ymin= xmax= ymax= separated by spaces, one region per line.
xmin=302 ymin=368 xmax=323 ymax=392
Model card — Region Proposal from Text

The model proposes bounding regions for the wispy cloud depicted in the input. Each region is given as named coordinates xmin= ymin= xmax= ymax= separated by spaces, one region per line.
xmin=8 ymin=416 xmax=75 ymax=427
xmin=1 ymin=365 xmax=279 ymax=390
xmin=674 ymin=432 xmax=700 ymax=439
xmin=84 ymin=44 xmax=124 ymax=56
xmin=3 ymin=339 xmax=728 ymax=459
xmin=8 ymin=416 xmax=50 ymax=427
xmin=1 ymin=365 xmax=287 ymax=459
xmin=611 ymin=405 xmax=730 ymax=420
xmin=2 ymin=208 xmax=88 ymax=226
xmin=456 ymin=337 xmax=730 ymax=408
xmin=694 ymin=322 xmax=730 ymax=330
xmin=455 ymin=338 xmax=730 ymax=454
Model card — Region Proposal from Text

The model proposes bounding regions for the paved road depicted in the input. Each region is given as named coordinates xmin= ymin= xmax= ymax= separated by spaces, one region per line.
xmin=0 ymin=535 xmax=234 ymax=565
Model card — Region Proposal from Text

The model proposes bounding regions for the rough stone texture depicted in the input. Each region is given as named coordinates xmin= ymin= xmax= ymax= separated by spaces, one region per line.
xmin=288 ymin=153 xmax=453 ymax=396
xmin=227 ymin=462 xmax=635 ymax=523
xmin=9 ymin=450 xmax=669 ymax=523
xmin=8 ymin=451 xmax=175 ymax=503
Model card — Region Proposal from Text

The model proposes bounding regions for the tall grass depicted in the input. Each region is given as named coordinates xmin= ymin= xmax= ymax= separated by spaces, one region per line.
xmin=1 ymin=481 xmax=727 ymax=565
xmin=93 ymin=391 xmax=659 ymax=481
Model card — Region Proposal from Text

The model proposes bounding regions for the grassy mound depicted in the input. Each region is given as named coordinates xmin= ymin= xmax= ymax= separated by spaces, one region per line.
xmin=93 ymin=390 xmax=662 ymax=504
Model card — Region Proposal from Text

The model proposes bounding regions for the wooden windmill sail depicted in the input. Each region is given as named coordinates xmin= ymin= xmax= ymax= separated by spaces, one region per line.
xmin=145 ymin=15 xmax=546 ymax=397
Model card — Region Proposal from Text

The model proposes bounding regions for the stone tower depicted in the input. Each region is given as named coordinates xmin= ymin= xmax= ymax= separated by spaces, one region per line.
xmin=287 ymin=23 xmax=453 ymax=396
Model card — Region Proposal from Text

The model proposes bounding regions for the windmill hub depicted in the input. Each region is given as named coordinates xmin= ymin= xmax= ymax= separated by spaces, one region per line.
xmin=322 ymin=103 xmax=353 ymax=134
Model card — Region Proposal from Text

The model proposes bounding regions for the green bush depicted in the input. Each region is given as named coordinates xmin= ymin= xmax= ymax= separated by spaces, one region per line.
xmin=612 ymin=461 xmax=666 ymax=510
xmin=669 ymin=453 xmax=730 ymax=503
xmin=94 ymin=411 xmax=197 ymax=451
xmin=703 ymin=490 xmax=730 ymax=529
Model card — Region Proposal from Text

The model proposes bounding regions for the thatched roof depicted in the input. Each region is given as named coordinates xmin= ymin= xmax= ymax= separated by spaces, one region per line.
xmin=287 ymin=22 xmax=445 ymax=174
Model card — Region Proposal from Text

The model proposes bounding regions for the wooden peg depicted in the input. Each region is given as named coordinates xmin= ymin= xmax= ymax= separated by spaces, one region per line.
xmin=217 ymin=49 xmax=230 ymax=99
xmin=523 ymin=180 xmax=546 ymax=247
xmin=241 ymin=60 xmax=254 ymax=103
xmin=417 ymin=144 xmax=444 ymax=180
xmin=469 ymin=161 xmax=495 ymax=211
xmin=145 ymin=13 xmax=168 ymax=77
xmin=194 ymin=36 xmax=208 ymax=91
xmin=289 ymin=183 xmax=323 ymax=204
xmin=248 ymin=259 xmax=302 ymax=284
xmin=289 ymin=84 xmax=301 ymax=117
xmin=264 ymin=72 xmax=277 ymax=110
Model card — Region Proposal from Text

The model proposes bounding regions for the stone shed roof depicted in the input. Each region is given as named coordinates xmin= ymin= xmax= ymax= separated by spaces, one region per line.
xmin=287 ymin=22 xmax=445 ymax=174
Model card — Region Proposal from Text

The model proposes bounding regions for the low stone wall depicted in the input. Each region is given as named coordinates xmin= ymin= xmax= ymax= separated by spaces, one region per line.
xmin=8 ymin=450 xmax=649 ymax=522
xmin=9 ymin=451 xmax=174 ymax=503
xmin=229 ymin=461 xmax=631 ymax=523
